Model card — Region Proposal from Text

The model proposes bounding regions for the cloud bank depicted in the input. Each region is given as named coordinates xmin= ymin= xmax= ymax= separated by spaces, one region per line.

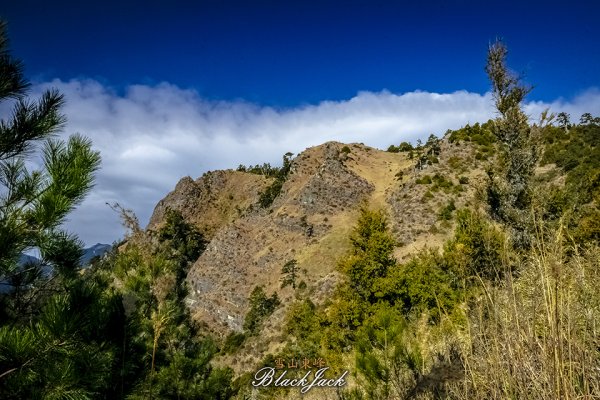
xmin=21 ymin=80 xmax=600 ymax=245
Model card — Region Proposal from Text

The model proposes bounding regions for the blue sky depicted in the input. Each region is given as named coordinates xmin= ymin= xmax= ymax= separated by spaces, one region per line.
xmin=2 ymin=1 xmax=600 ymax=245
xmin=4 ymin=0 xmax=599 ymax=105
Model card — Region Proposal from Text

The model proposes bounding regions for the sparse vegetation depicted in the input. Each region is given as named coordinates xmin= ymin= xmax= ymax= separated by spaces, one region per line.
xmin=387 ymin=141 xmax=414 ymax=153
xmin=416 ymin=174 xmax=432 ymax=184
xmin=438 ymin=200 xmax=456 ymax=220
xmin=447 ymin=120 xmax=496 ymax=146
xmin=431 ymin=173 xmax=453 ymax=191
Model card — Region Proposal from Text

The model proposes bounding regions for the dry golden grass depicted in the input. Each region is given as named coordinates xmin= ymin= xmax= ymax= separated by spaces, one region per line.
xmin=447 ymin=225 xmax=600 ymax=399
xmin=344 ymin=143 xmax=412 ymax=210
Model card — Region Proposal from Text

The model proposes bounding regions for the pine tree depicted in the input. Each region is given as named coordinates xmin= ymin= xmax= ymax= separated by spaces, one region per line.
xmin=485 ymin=40 xmax=541 ymax=249
xmin=0 ymin=20 xmax=100 ymax=318
xmin=0 ymin=19 xmax=107 ymax=397
xmin=280 ymin=259 xmax=299 ymax=289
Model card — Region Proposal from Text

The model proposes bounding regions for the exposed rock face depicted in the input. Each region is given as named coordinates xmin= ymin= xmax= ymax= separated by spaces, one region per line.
xmin=147 ymin=169 xmax=272 ymax=238
xmin=286 ymin=143 xmax=374 ymax=215
xmin=184 ymin=142 xmax=374 ymax=333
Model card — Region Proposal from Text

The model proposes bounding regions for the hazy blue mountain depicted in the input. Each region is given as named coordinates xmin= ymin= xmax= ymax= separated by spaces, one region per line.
xmin=16 ymin=244 xmax=111 ymax=268
xmin=3 ymin=245 xmax=110 ymax=293
xmin=81 ymin=243 xmax=112 ymax=265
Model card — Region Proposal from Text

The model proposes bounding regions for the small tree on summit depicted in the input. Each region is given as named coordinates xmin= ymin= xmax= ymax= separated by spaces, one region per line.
xmin=557 ymin=112 xmax=570 ymax=131
xmin=579 ymin=112 xmax=594 ymax=125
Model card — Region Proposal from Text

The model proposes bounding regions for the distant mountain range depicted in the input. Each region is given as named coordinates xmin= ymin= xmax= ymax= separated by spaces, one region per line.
xmin=2 ymin=245 xmax=108 ymax=293
xmin=18 ymin=243 xmax=112 ymax=268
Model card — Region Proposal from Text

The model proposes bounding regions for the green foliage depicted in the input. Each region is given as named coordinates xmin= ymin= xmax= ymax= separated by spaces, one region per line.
xmin=446 ymin=122 xmax=497 ymax=165
xmin=98 ymin=227 xmax=233 ymax=399
xmin=537 ymin=119 xmax=600 ymax=244
xmin=243 ymin=286 xmax=280 ymax=334
xmin=447 ymin=121 xmax=496 ymax=146
xmin=286 ymin=43 xmax=599 ymax=400
xmin=573 ymin=206 xmax=600 ymax=243
xmin=222 ymin=332 xmax=246 ymax=354
xmin=387 ymin=142 xmax=413 ymax=153
xmin=422 ymin=190 xmax=434 ymax=200
xmin=327 ymin=289 xmax=368 ymax=337
xmin=399 ymin=142 xmax=413 ymax=152
xmin=0 ymin=21 xmax=129 ymax=399
xmin=580 ymin=112 xmax=594 ymax=125
xmin=320 ymin=209 xmax=399 ymax=349
xmin=352 ymin=308 xmax=423 ymax=400
xmin=431 ymin=173 xmax=453 ymax=192
xmin=448 ymin=156 xmax=462 ymax=169
xmin=66 ymin=204 xmax=231 ymax=398
xmin=340 ymin=209 xmax=396 ymax=302
xmin=257 ymin=152 xmax=294 ymax=208
xmin=0 ymin=277 xmax=126 ymax=399
xmin=158 ymin=209 xmax=206 ymax=265
xmin=149 ymin=349 xmax=234 ymax=400
xmin=444 ymin=209 xmax=505 ymax=281
xmin=341 ymin=145 xmax=351 ymax=154
xmin=0 ymin=20 xmax=101 ymax=321
xmin=377 ymin=252 xmax=461 ymax=319
xmin=416 ymin=175 xmax=432 ymax=184
xmin=235 ymin=163 xmax=280 ymax=177
xmin=280 ymin=259 xmax=299 ymax=289
xmin=542 ymin=123 xmax=599 ymax=189
xmin=258 ymin=178 xmax=284 ymax=208
xmin=157 ymin=209 xmax=207 ymax=299
xmin=556 ymin=111 xmax=571 ymax=130
xmin=285 ymin=300 xmax=318 ymax=340
xmin=425 ymin=134 xmax=441 ymax=155
xmin=486 ymin=42 xmax=531 ymax=116
xmin=438 ymin=200 xmax=456 ymax=220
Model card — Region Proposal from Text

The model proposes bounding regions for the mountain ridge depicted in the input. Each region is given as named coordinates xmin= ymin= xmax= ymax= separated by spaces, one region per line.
xmin=147 ymin=136 xmax=490 ymax=373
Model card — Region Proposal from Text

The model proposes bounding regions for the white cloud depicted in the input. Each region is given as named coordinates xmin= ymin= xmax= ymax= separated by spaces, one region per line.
xmin=524 ymin=88 xmax=600 ymax=123
xmin=21 ymin=79 xmax=600 ymax=245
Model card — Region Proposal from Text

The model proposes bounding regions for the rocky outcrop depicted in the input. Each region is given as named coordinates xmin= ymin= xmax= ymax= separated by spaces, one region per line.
xmin=147 ymin=169 xmax=272 ymax=238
